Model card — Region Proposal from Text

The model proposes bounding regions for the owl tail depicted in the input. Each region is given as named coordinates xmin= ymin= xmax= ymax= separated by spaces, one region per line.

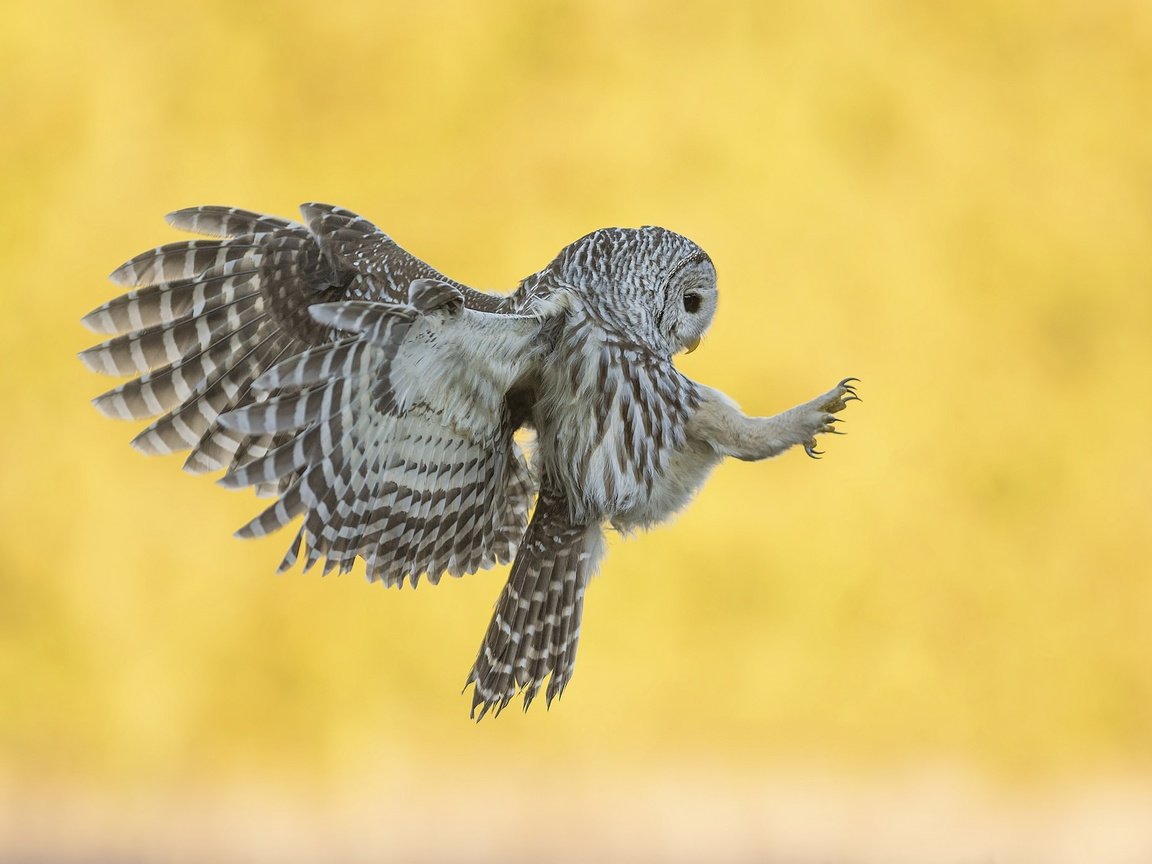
xmin=466 ymin=488 xmax=606 ymax=719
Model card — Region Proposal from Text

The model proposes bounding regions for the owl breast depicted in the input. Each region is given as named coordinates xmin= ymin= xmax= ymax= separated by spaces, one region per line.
xmin=533 ymin=313 xmax=706 ymax=527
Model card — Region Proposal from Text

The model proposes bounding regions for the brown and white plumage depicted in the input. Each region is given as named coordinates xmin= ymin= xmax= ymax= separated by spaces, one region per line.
xmin=83 ymin=203 xmax=860 ymax=717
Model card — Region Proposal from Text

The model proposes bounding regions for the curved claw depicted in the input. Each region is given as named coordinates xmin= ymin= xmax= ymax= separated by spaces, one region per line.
xmin=804 ymin=443 xmax=824 ymax=459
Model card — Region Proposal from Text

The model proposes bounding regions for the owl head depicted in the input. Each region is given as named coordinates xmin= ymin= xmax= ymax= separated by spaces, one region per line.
xmin=542 ymin=226 xmax=717 ymax=356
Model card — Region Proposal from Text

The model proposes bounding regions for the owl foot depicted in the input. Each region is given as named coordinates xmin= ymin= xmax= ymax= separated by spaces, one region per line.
xmin=799 ymin=377 xmax=860 ymax=458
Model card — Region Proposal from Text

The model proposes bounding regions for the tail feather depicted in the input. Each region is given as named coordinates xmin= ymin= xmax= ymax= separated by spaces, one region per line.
xmin=550 ymin=553 xmax=588 ymax=704
xmin=466 ymin=487 xmax=604 ymax=719
xmin=523 ymin=554 xmax=566 ymax=712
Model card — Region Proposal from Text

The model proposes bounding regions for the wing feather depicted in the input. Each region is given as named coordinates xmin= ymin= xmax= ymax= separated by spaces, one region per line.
xmin=86 ymin=203 xmax=541 ymax=584
xmin=86 ymin=204 xmax=556 ymax=707
xmin=107 ymin=240 xmax=262 ymax=290
xmin=165 ymin=206 xmax=303 ymax=237
xmin=217 ymin=286 xmax=543 ymax=584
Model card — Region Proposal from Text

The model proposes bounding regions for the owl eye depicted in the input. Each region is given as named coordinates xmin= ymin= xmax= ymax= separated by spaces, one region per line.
xmin=682 ymin=292 xmax=702 ymax=314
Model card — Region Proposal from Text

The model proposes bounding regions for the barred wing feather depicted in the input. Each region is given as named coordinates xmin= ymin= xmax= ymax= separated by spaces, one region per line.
xmin=219 ymin=280 xmax=541 ymax=586
xmin=83 ymin=204 xmax=538 ymax=582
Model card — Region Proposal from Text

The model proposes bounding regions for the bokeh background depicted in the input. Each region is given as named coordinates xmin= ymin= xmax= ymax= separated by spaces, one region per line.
xmin=3 ymin=1 xmax=1151 ymax=861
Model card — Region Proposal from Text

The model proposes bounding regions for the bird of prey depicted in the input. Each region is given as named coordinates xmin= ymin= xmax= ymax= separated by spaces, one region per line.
xmin=81 ymin=203 xmax=859 ymax=717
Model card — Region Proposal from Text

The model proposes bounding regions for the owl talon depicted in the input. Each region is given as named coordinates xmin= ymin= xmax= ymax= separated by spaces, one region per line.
xmin=785 ymin=377 xmax=862 ymax=460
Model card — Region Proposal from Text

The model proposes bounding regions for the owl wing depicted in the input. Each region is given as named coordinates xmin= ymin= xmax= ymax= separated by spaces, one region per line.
xmin=218 ymin=281 xmax=541 ymax=583
xmin=82 ymin=204 xmax=540 ymax=583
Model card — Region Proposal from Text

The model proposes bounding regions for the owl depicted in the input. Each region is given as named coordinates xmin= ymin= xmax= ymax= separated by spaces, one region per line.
xmin=82 ymin=204 xmax=859 ymax=718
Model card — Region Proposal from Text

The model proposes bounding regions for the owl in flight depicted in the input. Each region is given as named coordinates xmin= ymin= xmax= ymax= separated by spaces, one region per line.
xmin=82 ymin=204 xmax=859 ymax=718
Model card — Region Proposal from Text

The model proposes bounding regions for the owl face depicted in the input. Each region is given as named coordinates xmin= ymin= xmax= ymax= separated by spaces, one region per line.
xmin=549 ymin=226 xmax=717 ymax=356
xmin=658 ymin=252 xmax=717 ymax=355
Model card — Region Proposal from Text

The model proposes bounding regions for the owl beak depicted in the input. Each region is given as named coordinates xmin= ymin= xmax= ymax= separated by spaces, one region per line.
xmin=684 ymin=337 xmax=701 ymax=354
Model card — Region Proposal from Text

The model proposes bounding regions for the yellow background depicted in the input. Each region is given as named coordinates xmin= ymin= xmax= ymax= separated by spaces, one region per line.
xmin=2 ymin=1 xmax=1151 ymax=860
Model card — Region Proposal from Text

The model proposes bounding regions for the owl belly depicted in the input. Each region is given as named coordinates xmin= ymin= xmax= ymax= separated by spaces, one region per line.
xmin=610 ymin=437 xmax=721 ymax=532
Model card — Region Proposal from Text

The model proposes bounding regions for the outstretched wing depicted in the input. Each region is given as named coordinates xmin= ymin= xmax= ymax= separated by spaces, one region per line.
xmin=291 ymin=204 xmax=516 ymax=313
xmin=82 ymin=203 xmax=539 ymax=580
xmin=218 ymin=279 xmax=542 ymax=585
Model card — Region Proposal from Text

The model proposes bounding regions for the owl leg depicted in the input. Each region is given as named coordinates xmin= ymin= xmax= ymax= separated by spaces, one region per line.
xmin=688 ymin=378 xmax=859 ymax=462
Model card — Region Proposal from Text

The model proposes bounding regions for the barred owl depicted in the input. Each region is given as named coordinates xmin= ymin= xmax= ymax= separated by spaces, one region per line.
xmin=81 ymin=204 xmax=859 ymax=718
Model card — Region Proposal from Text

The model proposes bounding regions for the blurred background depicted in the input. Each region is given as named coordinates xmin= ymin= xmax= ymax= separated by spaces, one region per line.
xmin=2 ymin=0 xmax=1151 ymax=861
